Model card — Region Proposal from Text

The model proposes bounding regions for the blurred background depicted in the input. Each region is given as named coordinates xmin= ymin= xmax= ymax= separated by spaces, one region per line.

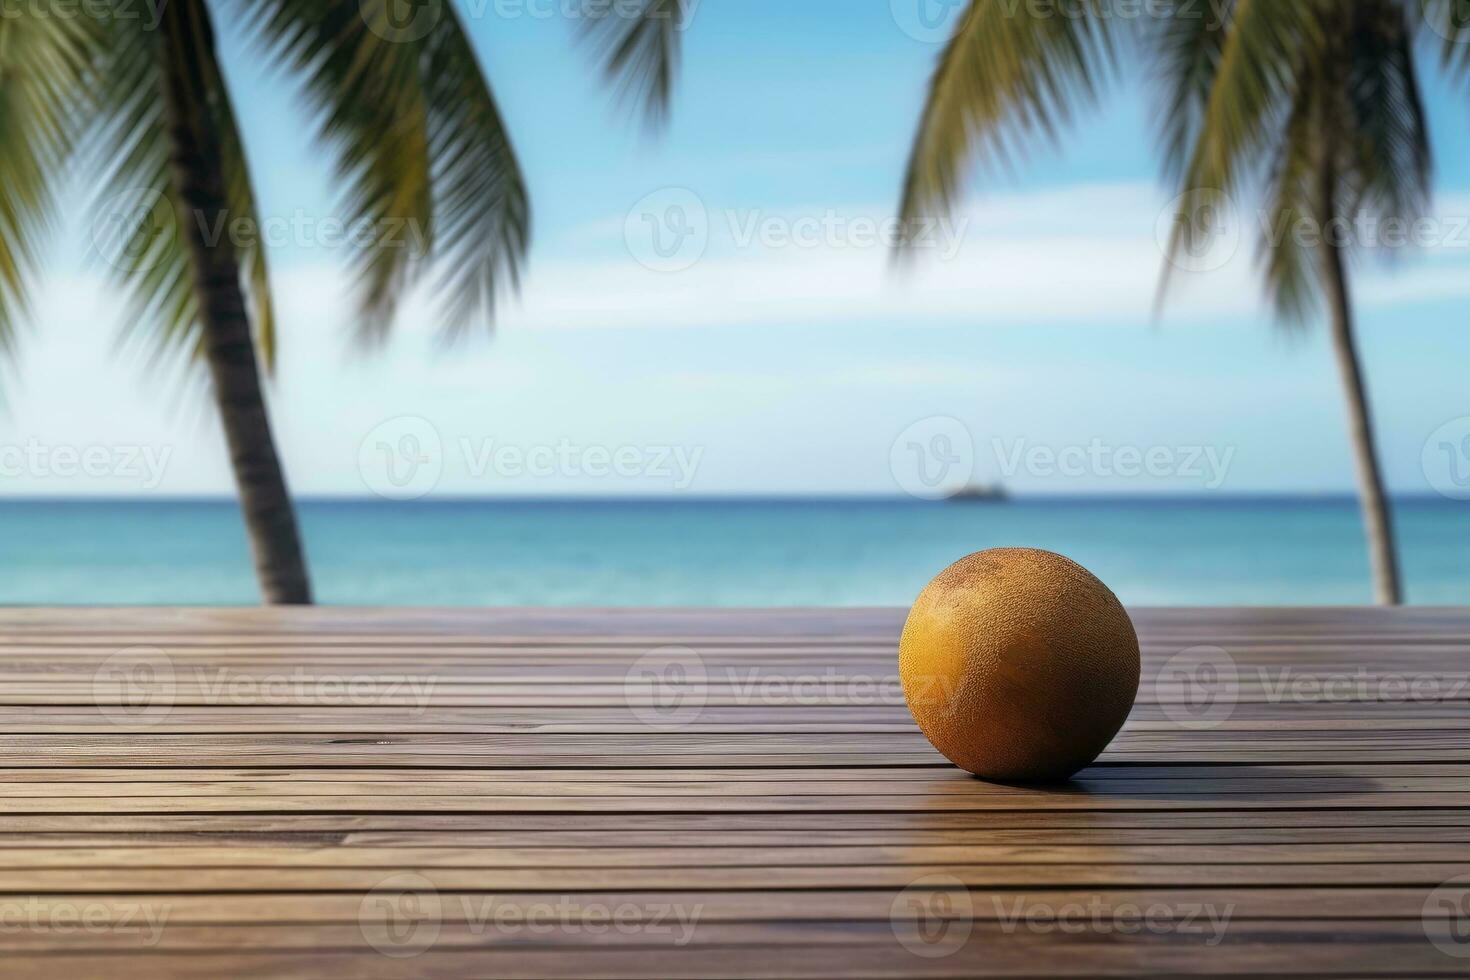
xmin=1 ymin=0 xmax=1468 ymax=605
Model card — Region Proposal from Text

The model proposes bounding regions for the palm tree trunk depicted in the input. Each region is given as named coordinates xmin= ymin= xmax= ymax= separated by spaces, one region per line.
xmin=1318 ymin=211 xmax=1403 ymax=606
xmin=157 ymin=0 xmax=313 ymax=604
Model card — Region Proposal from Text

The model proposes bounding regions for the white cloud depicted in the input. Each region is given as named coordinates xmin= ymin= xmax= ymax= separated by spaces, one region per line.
xmin=41 ymin=181 xmax=1470 ymax=347
xmin=400 ymin=181 xmax=1470 ymax=336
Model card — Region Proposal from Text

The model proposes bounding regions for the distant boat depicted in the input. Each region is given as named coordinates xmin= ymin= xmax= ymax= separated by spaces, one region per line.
xmin=946 ymin=484 xmax=1011 ymax=503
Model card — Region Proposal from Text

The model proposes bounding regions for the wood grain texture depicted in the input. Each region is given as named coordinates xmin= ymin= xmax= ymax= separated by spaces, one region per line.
xmin=0 ymin=606 xmax=1467 ymax=977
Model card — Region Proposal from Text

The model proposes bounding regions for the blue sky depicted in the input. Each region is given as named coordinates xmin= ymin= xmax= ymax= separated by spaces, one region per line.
xmin=3 ymin=0 xmax=1470 ymax=497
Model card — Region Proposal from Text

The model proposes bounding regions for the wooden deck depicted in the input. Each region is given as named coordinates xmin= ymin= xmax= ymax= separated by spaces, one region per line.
xmin=0 ymin=606 xmax=1467 ymax=977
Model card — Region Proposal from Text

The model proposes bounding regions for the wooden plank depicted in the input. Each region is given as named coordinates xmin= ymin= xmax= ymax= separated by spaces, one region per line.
xmin=0 ymin=808 xmax=1464 ymax=833
xmin=0 ymin=763 xmax=1467 ymax=781
xmin=0 ymin=862 xmax=1463 ymax=890
xmin=0 ymin=919 xmax=1448 ymax=954
xmin=0 ymin=732 xmax=1465 ymax=765
xmin=0 ymin=774 xmax=1464 ymax=796
xmin=10 ymin=794 xmax=1470 ymax=813
xmin=0 ymin=827 xmax=1463 ymax=848
xmin=0 ymin=934 xmax=1461 ymax=980
xmin=0 ymin=842 xmax=1462 ymax=868
xmin=0 ymin=888 xmax=1454 ymax=923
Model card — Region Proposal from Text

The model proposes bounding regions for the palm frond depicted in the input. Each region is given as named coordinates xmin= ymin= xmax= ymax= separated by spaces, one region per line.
xmin=896 ymin=0 xmax=1122 ymax=247
xmin=1149 ymin=0 xmax=1234 ymax=183
xmin=1344 ymin=0 xmax=1431 ymax=229
xmin=245 ymin=0 xmax=529 ymax=342
xmin=246 ymin=0 xmax=431 ymax=342
xmin=1180 ymin=0 xmax=1323 ymax=193
xmin=1260 ymin=77 xmax=1321 ymax=323
xmin=1159 ymin=0 xmax=1323 ymax=297
xmin=422 ymin=3 xmax=530 ymax=339
xmin=579 ymin=0 xmax=690 ymax=129
xmin=0 ymin=10 xmax=96 ymax=354
xmin=1165 ymin=0 xmax=1433 ymax=324
xmin=83 ymin=6 xmax=277 ymax=374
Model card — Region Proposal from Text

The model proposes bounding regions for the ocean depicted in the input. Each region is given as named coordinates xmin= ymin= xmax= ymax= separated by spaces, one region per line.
xmin=0 ymin=497 xmax=1466 ymax=606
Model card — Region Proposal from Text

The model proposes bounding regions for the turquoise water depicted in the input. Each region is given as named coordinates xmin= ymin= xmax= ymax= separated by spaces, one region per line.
xmin=0 ymin=498 xmax=1466 ymax=606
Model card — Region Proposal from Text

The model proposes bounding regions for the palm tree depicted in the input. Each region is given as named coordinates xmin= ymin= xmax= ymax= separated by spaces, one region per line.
xmin=0 ymin=0 xmax=687 ymax=603
xmin=896 ymin=0 xmax=1460 ymax=605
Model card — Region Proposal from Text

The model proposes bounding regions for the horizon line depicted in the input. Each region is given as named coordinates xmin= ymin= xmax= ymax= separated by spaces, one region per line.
xmin=0 ymin=492 xmax=1452 ymax=505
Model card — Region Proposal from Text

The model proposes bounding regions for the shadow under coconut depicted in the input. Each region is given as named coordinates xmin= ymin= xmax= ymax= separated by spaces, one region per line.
xmin=971 ymin=763 xmax=1382 ymax=803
